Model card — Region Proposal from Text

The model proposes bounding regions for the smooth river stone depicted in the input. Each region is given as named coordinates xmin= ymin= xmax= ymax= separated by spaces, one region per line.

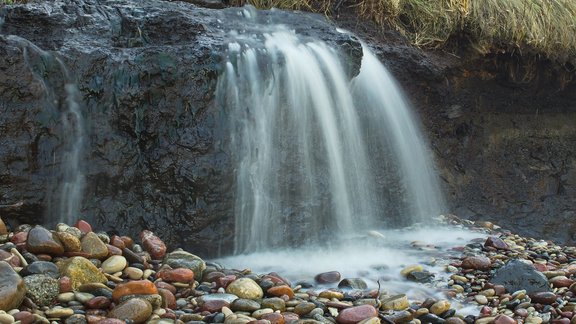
xmin=108 ymin=298 xmax=153 ymax=324
xmin=226 ymin=278 xmax=264 ymax=300
xmin=23 ymin=274 xmax=59 ymax=306
xmin=550 ymin=276 xmax=574 ymax=288
xmin=85 ymin=296 xmax=111 ymax=309
xmin=0 ymin=313 xmax=15 ymax=323
xmin=56 ymin=232 xmax=82 ymax=252
xmin=261 ymin=297 xmax=286 ymax=312
xmin=45 ymin=307 xmax=74 ymax=318
xmin=315 ymin=271 xmax=341 ymax=284
xmin=124 ymin=267 xmax=144 ymax=280
xmin=26 ymin=225 xmax=64 ymax=256
xmin=267 ymin=285 xmax=294 ymax=299
xmin=20 ymin=261 xmax=59 ymax=279
xmin=163 ymin=250 xmax=206 ymax=280
xmin=293 ymin=302 xmax=316 ymax=315
xmin=231 ymin=299 xmax=261 ymax=312
xmin=200 ymin=299 xmax=230 ymax=312
xmin=529 ymin=291 xmax=558 ymax=305
xmin=112 ymin=280 xmax=158 ymax=302
xmin=101 ymin=255 xmax=127 ymax=274
xmin=80 ymin=232 xmax=108 ymax=259
xmin=157 ymin=288 xmax=176 ymax=309
xmin=140 ymin=230 xmax=167 ymax=260
xmin=338 ymin=278 xmax=368 ymax=290
xmin=461 ymin=256 xmax=492 ymax=271
xmin=400 ymin=265 xmax=424 ymax=277
xmin=156 ymin=268 xmax=194 ymax=283
xmin=430 ymin=300 xmax=451 ymax=315
xmin=0 ymin=261 xmax=26 ymax=311
xmin=260 ymin=312 xmax=285 ymax=324
xmin=492 ymin=259 xmax=550 ymax=294
xmin=336 ymin=305 xmax=378 ymax=324
xmin=0 ymin=217 xmax=7 ymax=235
xmin=484 ymin=237 xmax=510 ymax=250
xmin=74 ymin=220 xmax=92 ymax=235
xmin=319 ymin=290 xmax=344 ymax=299
xmin=58 ymin=257 xmax=108 ymax=291
xmin=380 ymin=294 xmax=409 ymax=311
xmin=110 ymin=235 xmax=126 ymax=249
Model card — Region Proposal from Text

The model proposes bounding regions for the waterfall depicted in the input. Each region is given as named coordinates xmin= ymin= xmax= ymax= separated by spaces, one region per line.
xmin=15 ymin=36 xmax=86 ymax=226
xmin=217 ymin=28 xmax=445 ymax=254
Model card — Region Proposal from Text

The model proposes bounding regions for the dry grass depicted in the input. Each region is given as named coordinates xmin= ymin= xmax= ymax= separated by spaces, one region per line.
xmin=232 ymin=0 xmax=576 ymax=64
xmin=468 ymin=0 xmax=576 ymax=62
xmin=359 ymin=0 xmax=576 ymax=63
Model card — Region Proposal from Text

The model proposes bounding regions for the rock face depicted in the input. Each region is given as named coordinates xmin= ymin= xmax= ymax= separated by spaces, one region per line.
xmin=0 ymin=0 xmax=361 ymax=257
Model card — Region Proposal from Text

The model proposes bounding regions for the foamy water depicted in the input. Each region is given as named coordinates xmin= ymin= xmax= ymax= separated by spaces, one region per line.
xmin=215 ymin=225 xmax=486 ymax=302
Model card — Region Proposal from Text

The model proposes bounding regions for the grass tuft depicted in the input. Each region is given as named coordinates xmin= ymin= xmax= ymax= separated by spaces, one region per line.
xmin=232 ymin=0 xmax=576 ymax=64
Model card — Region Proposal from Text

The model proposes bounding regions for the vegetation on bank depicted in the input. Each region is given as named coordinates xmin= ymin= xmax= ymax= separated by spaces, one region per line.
xmin=231 ymin=0 xmax=576 ymax=65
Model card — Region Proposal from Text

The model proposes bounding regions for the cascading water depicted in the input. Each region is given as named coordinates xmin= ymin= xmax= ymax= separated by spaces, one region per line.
xmin=15 ymin=36 xmax=86 ymax=226
xmin=217 ymin=27 xmax=445 ymax=254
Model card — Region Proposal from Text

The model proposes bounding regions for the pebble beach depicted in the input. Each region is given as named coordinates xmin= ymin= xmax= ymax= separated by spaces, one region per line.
xmin=0 ymin=215 xmax=575 ymax=324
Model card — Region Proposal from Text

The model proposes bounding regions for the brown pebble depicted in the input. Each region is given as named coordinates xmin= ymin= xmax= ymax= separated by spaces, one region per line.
xmin=13 ymin=311 xmax=34 ymax=324
xmin=155 ymin=281 xmax=177 ymax=294
xmin=261 ymin=312 xmax=285 ymax=324
xmin=158 ymin=288 xmax=176 ymax=309
xmin=494 ymin=314 xmax=516 ymax=324
xmin=85 ymin=296 xmax=111 ymax=309
xmin=110 ymin=235 xmax=126 ymax=249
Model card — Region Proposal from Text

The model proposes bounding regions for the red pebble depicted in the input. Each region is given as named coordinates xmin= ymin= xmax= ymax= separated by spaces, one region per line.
xmin=120 ymin=236 xmax=134 ymax=249
xmin=85 ymin=296 xmax=111 ymax=309
xmin=140 ymin=230 xmax=167 ymax=260
xmin=480 ymin=306 xmax=493 ymax=316
xmin=217 ymin=274 xmax=237 ymax=289
xmin=158 ymin=288 xmax=177 ymax=309
xmin=494 ymin=314 xmax=516 ymax=324
xmin=59 ymin=276 xmax=73 ymax=293
xmin=36 ymin=254 xmax=52 ymax=261
xmin=11 ymin=231 xmax=28 ymax=250
xmin=13 ymin=311 xmax=34 ymax=324
xmin=106 ymin=244 xmax=123 ymax=256
xmin=268 ymin=285 xmax=295 ymax=299
xmin=282 ymin=312 xmax=299 ymax=323
xmin=157 ymin=268 xmax=194 ymax=283
xmin=533 ymin=263 xmax=548 ymax=271
xmin=335 ymin=305 xmax=378 ymax=324
xmin=0 ymin=250 xmax=19 ymax=267
xmin=160 ymin=312 xmax=177 ymax=320
xmin=110 ymin=235 xmax=126 ymax=249
xmin=261 ymin=313 xmax=285 ymax=324
xmin=85 ymin=315 xmax=106 ymax=324
xmin=74 ymin=219 xmax=93 ymax=234
xmin=112 ymin=280 xmax=158 ymax=302
xmin=200 ymin=300 xmax=229 ymax=313
xmin=551 ymin=319 xmax=571 ymax=324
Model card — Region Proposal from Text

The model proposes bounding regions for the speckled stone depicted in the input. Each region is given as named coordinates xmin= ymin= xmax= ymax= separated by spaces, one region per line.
xmin=23 ymin=274 xmax=59 ymax=306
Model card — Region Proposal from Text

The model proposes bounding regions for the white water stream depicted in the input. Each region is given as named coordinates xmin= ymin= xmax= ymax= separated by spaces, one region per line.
xmin=217 ymin=27 xmax=445 ymax=254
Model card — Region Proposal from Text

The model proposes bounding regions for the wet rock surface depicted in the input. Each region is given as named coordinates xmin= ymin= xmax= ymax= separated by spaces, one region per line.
xmin=0 ymin=0 xmax=362 ymax=257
